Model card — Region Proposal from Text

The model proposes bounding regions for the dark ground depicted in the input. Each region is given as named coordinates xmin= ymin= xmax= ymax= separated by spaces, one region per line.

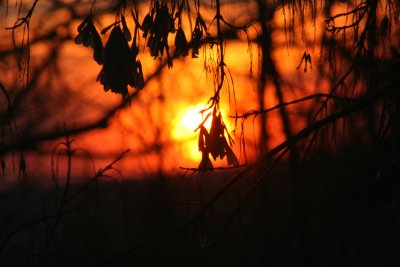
xmin=1 ymin=140 xmax=399 ymax=267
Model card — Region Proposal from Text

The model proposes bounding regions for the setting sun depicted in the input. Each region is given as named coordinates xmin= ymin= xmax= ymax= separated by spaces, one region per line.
xmin=2 ymin=0 xmax=397 ymax=266
xmin=171 ymin=104 xmax=234 ymax=164
xmin=171 ymin=104 xmax=211 ymax=162
xmin=172 ymin=104 xmax=212 ymax=139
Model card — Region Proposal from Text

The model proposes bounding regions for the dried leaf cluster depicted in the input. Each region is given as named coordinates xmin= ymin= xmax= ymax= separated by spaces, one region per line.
xmin=75 ymin=0 xmax=207 ymax=99
xmin=75 ymin=15 xmax=144 ymax=101
xmin=197 ymin=107 xmax=239 ymax=171
xmin=73 ymin=0 xmax=240 ymax=170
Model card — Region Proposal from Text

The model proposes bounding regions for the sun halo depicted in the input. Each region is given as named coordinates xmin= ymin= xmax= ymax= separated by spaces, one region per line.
xmin=171 ymin=104 xmax=215 ymax=163
xmin=171 ymin=104 xmax=234 ymax=165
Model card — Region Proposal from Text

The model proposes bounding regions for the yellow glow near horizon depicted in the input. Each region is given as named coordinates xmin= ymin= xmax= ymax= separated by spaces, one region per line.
xmin=171 ymin=104 xmax=208 ymax=162
xmin=171 ymin=104 xmax=234 ymax=164
xmin=172 ymin=105 xmax=211 ymax=138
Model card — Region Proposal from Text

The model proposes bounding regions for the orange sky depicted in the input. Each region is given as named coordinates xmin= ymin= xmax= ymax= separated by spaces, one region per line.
xmin=2 ymin=0 xmax=384 ymax=181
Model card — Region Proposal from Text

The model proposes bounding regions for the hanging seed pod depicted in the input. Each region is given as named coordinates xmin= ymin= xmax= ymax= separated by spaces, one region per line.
xmin=129 ymin=27 xmax=144 ymax=90
xmin=191 ymin=15 xmax=208 ymax=58
xmin=196 ymin=108 xmax=239 ymax=169
xmin=101 ymin=22 xmax=117 ymax=35
xmin=166 ymin=49 xmax=173 ymax=68
xmin=198 ymin=125 xmax=209 ymax=152
xmin=131 ymin=41 xmax=139 ymax=60
xmin=147 ymin=36 xmax=158 ymax=57
xmin=191 ymin=30 xmax=202 ymax=58
xmin=121 ymin=15 xmax=132 ymax=42
xmin=208 ymin=109 xmax=226 ymax=160
xmin=141 ymin=12 xmax=153 ymax=38
xmin=144 ymin=2 xmax=174 ymax=61
xmin=75 ymin=16 xmax=104 ymax=64
xmin=153 ymin=3 xmax=174 ymax=35
xmin=130 ymin=60 xmax=144 ymax=90
xmin=198 ymin=151 xmax=213 ymax=171
xmin=92 ymin=35 xmax=104 ymax=65
xmin=97 ymin=26 xmax=132 ymax=98
xmin=174 ymin=27 xmax=188 ymax=57
xmin=75 ymin=17 xmax=91 ymax=46
xmin=225 ymin=142 xmax=239 ymax=167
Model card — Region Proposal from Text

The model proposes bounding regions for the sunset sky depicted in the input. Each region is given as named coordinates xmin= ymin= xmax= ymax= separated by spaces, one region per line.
xmin=0 ymin=0 xmax=395 ymax=181
xmin=1 ymin=2 xmax=399 ymax=267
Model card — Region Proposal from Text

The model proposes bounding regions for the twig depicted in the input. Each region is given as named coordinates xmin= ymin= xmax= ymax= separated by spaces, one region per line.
xmin=179 ymin=165 xmax=246 ymax=171
xmin=191 ymin=147 xmax=289 ymax=264
xmin=1 ymin=59 xmax=169 ymax=156
xmin=96 ymin=84 xmax=392 ymax=266
xmin=220 ymin=16 xmax=251 ymax=30
xmin=64 ymin=149 xmax=130 ymax=204
xmin=5 ymin=0 xmax=39 ymax=30
xmin=0 ymin=148 xmax=130 ymax=254
xmin=233 ymin=93 xmax=356 ymax=119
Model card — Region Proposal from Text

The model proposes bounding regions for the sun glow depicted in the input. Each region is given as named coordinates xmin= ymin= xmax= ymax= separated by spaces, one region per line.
xmin=172 ymin=105 xmax=211 ymax=138
xmin=171 ymin=104 xmax=235 ymax=165
xmin=171 ymin=104 xmax=212 ymax=163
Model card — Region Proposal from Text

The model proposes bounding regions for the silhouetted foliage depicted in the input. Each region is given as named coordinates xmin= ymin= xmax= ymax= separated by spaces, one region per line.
xmin=74 ymin=16 xmax=104 ymax=64
xmin=1 ymin=0 xmax=400 ymax=266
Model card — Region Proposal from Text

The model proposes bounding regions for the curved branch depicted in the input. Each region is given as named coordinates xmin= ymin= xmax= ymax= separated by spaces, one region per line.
xmin=0 ymin=60 xmax=170 ymax=156
xmin=5 ymin=0 xmax=39 ymax=30
xmin=97 ymin=83 xmax=392 ymax=266
xmin=233 ymin=93 xmax=356 ymax=119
